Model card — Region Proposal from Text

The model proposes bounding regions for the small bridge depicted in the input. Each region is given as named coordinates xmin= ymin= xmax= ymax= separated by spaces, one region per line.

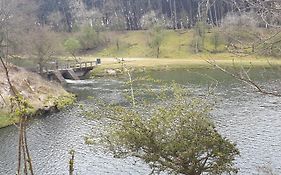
xmin=44 ymin=61 xmax=99 ymax=83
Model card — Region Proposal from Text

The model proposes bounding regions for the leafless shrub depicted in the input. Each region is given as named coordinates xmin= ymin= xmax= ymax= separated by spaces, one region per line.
xmin=222 ymin=12 xmax=258 ymax=29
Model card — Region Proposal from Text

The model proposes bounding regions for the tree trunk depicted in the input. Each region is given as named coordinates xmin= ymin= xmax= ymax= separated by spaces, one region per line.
xmin=39 ymin=62 xmax=44 ymax=75
xmin=173 ymin=0 xmax=177 ymax=29
xmin=157 ymin=46 xmax=160 ymax=58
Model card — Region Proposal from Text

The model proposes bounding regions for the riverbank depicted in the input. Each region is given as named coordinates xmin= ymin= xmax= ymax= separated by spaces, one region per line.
xmin=85 ymin=56 xmax=281 ymax=76
xmin=0 ymin=64 xmax=75 ymax=128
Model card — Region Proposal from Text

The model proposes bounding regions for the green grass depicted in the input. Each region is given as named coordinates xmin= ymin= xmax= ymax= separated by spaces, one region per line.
xmin=89 ymin=57 xmax=281 ymax=77
xmin=45 ymin=29 xmax=281 ymax=65
xmin=95 ymin=30 xmax=198 ymax=58
xmin=93 ymin=29 xmax=251 ymax=59
xmin=75 ymin=29 xmax=281 ymax=76
xmin=53 ymin=94 xmax=76 ymax=110
xmin=0 ymin=94 xmax=75 ymax=128
xmin=160 ymin=30 xmax=194 ymax=58
xmin=0 ymin=113 xmax=18 ymax=128
xmin=97 ymin=31 xmax=150 ymax=57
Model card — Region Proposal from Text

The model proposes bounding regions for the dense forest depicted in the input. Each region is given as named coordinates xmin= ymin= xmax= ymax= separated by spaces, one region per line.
xmin=1 ymin=0 xmax=281 ymax=59
xmin=31 ymin=0 xmax=281 ymax=31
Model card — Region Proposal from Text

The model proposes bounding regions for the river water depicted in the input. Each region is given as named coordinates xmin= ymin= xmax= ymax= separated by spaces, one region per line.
xmin=0 ymin=68 xmax=280 ymax=175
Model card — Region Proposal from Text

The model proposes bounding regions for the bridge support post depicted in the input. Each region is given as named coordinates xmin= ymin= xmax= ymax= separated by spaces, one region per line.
xmin=53 ymin=71 xmax=67 ymax=84
xmin=66 ymin=69 xmax=80 ymax=80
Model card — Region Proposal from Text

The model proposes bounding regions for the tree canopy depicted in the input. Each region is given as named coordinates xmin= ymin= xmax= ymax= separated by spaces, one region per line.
xmin=9 ymin=0 xmax=279 ymax=32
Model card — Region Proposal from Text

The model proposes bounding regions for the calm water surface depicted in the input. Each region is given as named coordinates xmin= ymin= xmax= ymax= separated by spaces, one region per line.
xmin=0 ymin=68 xmax=280 ymax=175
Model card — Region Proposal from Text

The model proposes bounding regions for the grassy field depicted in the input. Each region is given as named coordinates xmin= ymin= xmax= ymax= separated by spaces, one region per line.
xmin=92 ymin=29 xmax=230 ymax=58
xmin=76 ymin=29 xmax=281 ymax=74
xmin=95 ymin=30 xmax=195 ymax=58
xmin=80 ymin=56 xmax=281 ymax=77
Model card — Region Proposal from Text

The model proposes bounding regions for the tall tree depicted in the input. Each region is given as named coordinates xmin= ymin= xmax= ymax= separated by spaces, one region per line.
xmin=28 ymin=26 xmax=62 ymax=74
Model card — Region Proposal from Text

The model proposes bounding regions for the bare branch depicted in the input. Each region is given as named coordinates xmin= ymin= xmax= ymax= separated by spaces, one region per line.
xmin=206 ymin=59 xmax=281 ymax=97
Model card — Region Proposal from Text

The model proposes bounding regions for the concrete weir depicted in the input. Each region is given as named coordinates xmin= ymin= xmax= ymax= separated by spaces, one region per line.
xmin=53 ymin=71 xmax=67 ymax=84
xmin=61 ymin=69 xmax=80 ymax=80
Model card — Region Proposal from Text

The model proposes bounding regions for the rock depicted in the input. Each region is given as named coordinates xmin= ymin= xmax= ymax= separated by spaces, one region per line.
xmin=105 ymin=69 xmax=117 ymax=76
xmin=115 ymin=69 xmax=122 ymax=74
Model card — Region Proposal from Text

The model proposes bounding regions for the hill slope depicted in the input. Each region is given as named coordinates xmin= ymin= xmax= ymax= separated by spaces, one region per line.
xmin=93 ymin=30 xmax=225 ymax=59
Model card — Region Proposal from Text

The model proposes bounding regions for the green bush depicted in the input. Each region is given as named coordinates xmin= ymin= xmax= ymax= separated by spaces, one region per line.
xmin=78 ymin=26 xmax=105 ymax=51
xmin=89 ymin=81 xmax=240 ymax=175
xmin=64 ymin=37 xmax=81 ymax=58
xmin=190 ymin=22 xmax=208 ymax=53
xmin=148 ymin=26 xmax=164 ymax=58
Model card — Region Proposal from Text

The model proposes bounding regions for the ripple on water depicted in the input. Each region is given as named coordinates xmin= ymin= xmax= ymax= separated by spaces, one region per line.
xmin=0 ymin=106 xmax=153 ymax=175
xmin=213 ymin=85 xmax=281 ymax=175
xmin=0 ymin=78 xmax=280 ymax=175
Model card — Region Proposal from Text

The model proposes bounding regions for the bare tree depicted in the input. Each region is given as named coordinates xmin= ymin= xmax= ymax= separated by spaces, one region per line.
xmin=0 ymin=1 xmax=37 ymax=174
xmin=0 ymin=49 xmax=35 ymax=175
xmin=220 ymin=0 xmax=281 ymax=57
xmin=27 ymin=26 xmax=63 ymax=74
xmin=202 ymin=1 xmax=281 ymax=99
xmin=206 ymin=59 xmax=281 ymax=97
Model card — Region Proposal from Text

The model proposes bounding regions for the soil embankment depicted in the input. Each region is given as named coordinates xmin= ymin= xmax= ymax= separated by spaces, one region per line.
xmin=0 ymin=64 xmax=74 ymax=128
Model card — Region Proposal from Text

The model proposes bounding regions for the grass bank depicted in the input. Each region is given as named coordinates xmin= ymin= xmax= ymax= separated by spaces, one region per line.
xmin=11 ymin=29 xmax=280 ymax=72
xmin=76 ymin=30 xmax=280 ymax=74
xmin=0 ymin=113 xmax=18 ymax=128
xmin=81 ymin=56 xmax=281 ymax=76
xmin=0 ymin=94 xmax=75 ymax=129
xmin=94 ymin=30 xmax=226 ymax=58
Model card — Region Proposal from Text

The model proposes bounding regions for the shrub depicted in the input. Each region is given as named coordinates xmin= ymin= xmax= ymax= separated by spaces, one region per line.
xmin=89 ymin=81 xmax=240 ymax=175
xmin=64 ymin=37 xmax=81 ymax=59
xmin=78 ymin=26 xmax=105 ymax=51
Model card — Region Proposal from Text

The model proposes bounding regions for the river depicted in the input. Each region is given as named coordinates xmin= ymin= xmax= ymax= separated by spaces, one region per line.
xmin=0 ymin=68 xmax=280 ymax=175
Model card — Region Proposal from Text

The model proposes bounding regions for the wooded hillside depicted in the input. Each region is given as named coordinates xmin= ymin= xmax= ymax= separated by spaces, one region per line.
xmin=1 ymin=0 xmax=280 ymax=60
xmin=19 ymin=0 xmax=281 ymax=32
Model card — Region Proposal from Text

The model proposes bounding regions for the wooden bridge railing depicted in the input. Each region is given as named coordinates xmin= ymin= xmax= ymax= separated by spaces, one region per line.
xmin=45 ymin=61 xmax=97 ymax=72
xmin=58 ymin=61 xmax=96 ymax=70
